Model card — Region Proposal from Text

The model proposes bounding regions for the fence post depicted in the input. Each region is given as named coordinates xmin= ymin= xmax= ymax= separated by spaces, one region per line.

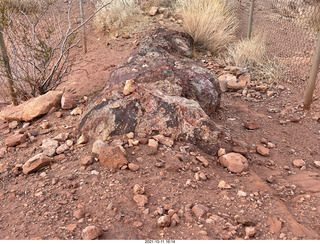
xmin=79 ymin=0 xmax=87 ymax=54
xmin=303 ymin=29 xmax=320 ymax=110
xmin=247 ymin=0 xmax=255 ymax=39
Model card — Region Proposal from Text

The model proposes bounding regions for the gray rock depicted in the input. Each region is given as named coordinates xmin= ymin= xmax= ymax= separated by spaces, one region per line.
xmin=42 ymin=139 xmax=59 ymax=157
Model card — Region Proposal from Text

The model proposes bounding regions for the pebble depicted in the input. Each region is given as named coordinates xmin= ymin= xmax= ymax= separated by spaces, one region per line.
xmin=9 ymin=121 xmax=19 ymax=129
xmin=245 ymin=226 xmax=256 ymax=237
xmin=133 ymin=194 xmax=148 ymax=207
xmin=292 ymin=159 xmax=306 ymax=168
xmin=196 ymin=156 xmax=209 ymax=167
xmin=81 ymin=226 xmax=103 ymax=240
xmin=77 ymin=135 xmax=89 ymax=145
xmin=192 ymin=204 xmax=208 ymax=218
xmin=128 ymin=163 xmax=140 ymax=172
xmin=256 ymin=145 xmax=270 ymax=157
xmin=244 ymin=121 xmax=260 ymax=130
xmin=313 ymin=161 xmax=320 ymax=168
xmin=157 ymin=215 xmax=171 ymax=227
xmin=133 ymin=184 xmax=145 ymax=195
xmin=218 ymin=180 xmax=231 ymax=189
xmin=148 ymin=139 xmax=158 ymax=149
xmin=81 ymin=156 xmax=94 ymax=166
xmin=66 ymin=223 xmax=77 ymax=231
xmin=237 ymin=190 xmax=247 ymax=197
xmin=74 ymin=208 xmax=85 ymax=219
xmin=218 ymin=148 xmax=226 ymax=157
xmin=123 ymin=79 xmax=136 ymax=95
xmin=126 ymin=132 xmax=134 ymax=139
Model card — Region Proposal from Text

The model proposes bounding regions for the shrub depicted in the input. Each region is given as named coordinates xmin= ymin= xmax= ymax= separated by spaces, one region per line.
xmin=225 ymin=34 xmax=284 ymax=83
xmin=175 ymin=0 xmax=239 ymax=55
xmin=94 ymin=0 xmax=141 ymax=33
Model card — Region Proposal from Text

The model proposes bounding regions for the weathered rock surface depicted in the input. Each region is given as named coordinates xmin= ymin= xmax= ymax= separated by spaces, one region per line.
xmin=61 ymin=92 xmax=77 ymax=110
xmin=0 ymin=91 xmax=63 ymax=122
xmin=98 ymin=145 xmax=128 ymax=170
xmin=79 ymin=29 xmax=222 ymax=155
xmin=219 ymin=152 xmax=249 ymax=173
xmin=23 ymin=153 xmax=51 ymax=174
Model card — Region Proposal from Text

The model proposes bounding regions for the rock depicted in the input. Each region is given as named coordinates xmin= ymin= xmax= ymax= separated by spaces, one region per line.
xmin=267 ymin=216 xmax=282 ymax=235
xmin=123 ymin=79 xmax=136 ymax=95
xmin=92 ymin=140 xmax=107 ymax=155
xmin=313 ymin=161 xmax=320 ymax=168
xmin=133 ymin=194 xmax=148 ymax=207
xmin=227 ymin=79 xmax=242 ymax=90
xmin=0 ymin=164 xmax=8 ymax=173
xmin=82 ymin=156 xmax=94 ymax=166
xmin=77 ymin=134 xmax=88 ymax=144
xmin=56 ymin=111 xmax=63 ymax=118
xmin=218 ymin=74 xmax=237 ymax=92
xmin=70 ymin=107 xmax=82 ymax=116
xmin=40 ymin=121 xmax=50 ymax=129
xmin=293 ymin=159 xmax=306 ymax=168
xmin=53 ymin=132 xmax=69 ymax=142
xmin=238 ymin=74 xmax=250 ymax=87
xmin=128 ymin=163 xmax=139 ymax=171
xmin=290 ymin=115 xmax=301 ymax=123
xmin=153 ymin=134 xmax=174 ymax=147
xmin=196 ymin=156 xmax=209 ymax=167
xmin=82 ymin=226 xmax=103 ymax=240
xmin=244 ymin=121 xmax=260 ymax=130
xmin=219 ymin=153 xmax=249 ymax=173
xmin=245 ymin=226 xmax=256 ymax=237
xmin=237 ymin=190 xmax=247 ymax=197
xmin=66 ymin=140 xmax=74 ymax=147
xmin=8 ymin=121 xmax=19 ymax=129
xmin=79 ymin=29 xmax=221 ymax=156
xmin=232 ymin=146 xmax=248 ymax=156
xmin=56 ymin=144 xmax=69 ymax=154
xmin=61 ymin=92 xmax=77 ymax=110
xmin=218 ymin=148 xmax=226 ymax=157
xmin=42 ymin=139 xmax=59 ymax=157
xmin=133 ymin=184 xmax=145 ymax=195
xmin=74 ymin=208 xmax=85 ymax=219
xmin=66 ymin=224 xmax=77 ymax=231
xmin=149 ymin=6 xmax=159 ymax=16
xmin=5 ymin=133 xmax=27 ymax=147
xmin=22 ymin=153 xmax=51 ymax=174
xmin=148 ymin=139 xmax=158 ymax=149
xmin=98 ymin=146 xmax=128 ymax=170
xmin=256 ymin=145 xmax=270 ymax=157
xmin=0 ymin=91 xmax=63 ymax=122
xmin=218 ymin=180 xmax=231 ymax=189
xmin=126 ymin=132 xmax=134 ymax=139
xmin=157 ymin=215 xmax=171 ymax=227
xmin=192 ymin=204 xmax=208 ymax=218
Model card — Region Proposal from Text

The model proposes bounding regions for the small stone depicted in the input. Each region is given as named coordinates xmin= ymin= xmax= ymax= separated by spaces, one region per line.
xmin=218 ymin=148 xmax=226 ymax=157
xmin=293 ymin=159 xmax=306 ymax=168
xmin=133 ymin=221 xmax=143 ymax=228
xmin=8 ymin=121 xmax=19 ymax=129
xmin=123 ymin=79 xmax=136 ymax=95
xmin=23 ymin=153 xmax=51 ymax=174
xmin=66 ymin=224 xmax=77 ymax=231
xmin=219 ymin=153 xmax=249 ymax=173
xmin=256 ymin=145 xmax=270 ymax=157
xmin=42 ymin=139 xmax=59 ymax=157
xmin=139 ymin=138 xmax=148 ymax=145
xmin=133 ymin=184 xmax=145 ymax=195
xmin=99 ymin=146 xmax=128 ymax=170
xmin=238 ymin=74 xmax=250 ymax=87
xmin=149 ymin=6 xmax=159 ymax=16
xmin=56 ymin=112 xmax=63 ymax=118
xmin=40 ymin=121 xmax=50 ymax=129
xmin=232 ymin=146 xmax=248 ymax=155
xmin=0 ymin=164 xmax=8 ymax=173
xmin=313 ymin=161 xmax=320 ymax=168
xmin=82 ymin=226 xmax=103 ymax=240
xmin=70 ymin=107 xmax=82 ymax=116
xmin=199 ymin=172 xmax=207 ymax=181
xmin=128 ymin=163 xmax=139 ymax=172
xmin=53 ymin=132 xmax=69 ymax=142
xmin=218 ymin=180 xmax=231 ymax=189
xmin=82 ymin=156 xmax=94 ymax=166
xmin=66 ymin=140 xmax=74 ymax=147
xmin=126 ymin=132 xmax=134 ymax=139
xmin=148 ymin=139 xmax=158 ymax=149
xmin=153 ymin=135 xmax=174 ymax=147
xmin=157 ymin=215 xmax=171 ymax=228
xmin=5 ymin=133 xmax=27 ymax=147
xmin=192 ymin=204 xmax=208 ymax=218
xmin=74 ymin=208 xmax=85 ymax=219
xmin=133 ymin=194 xmax=148 ymax=207
xmin=196 ymin=156 xmax=209 ymax=167
xmin=77 ymin=135 xmax=89 ymax=145
xmin=56 ymin=144 xmax=69 ymax=154
xmin=245 ymin=226 xmax=256 ymax=237
xmin=61 ymin=92 xmax=77 ymax=110
xmin=290 ymin=115 xmax=301 ymax=122
xmin=278 ymin=85 xmax=285 ymax=90
xmin=244 ymin=121 xmax=260 ymax=130
xmin=237 ymin=190 xmax=247 ymax=197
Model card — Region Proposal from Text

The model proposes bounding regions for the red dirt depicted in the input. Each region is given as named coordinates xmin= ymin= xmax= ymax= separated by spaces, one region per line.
xmin=0 ymin=1 xmax=320 ymax=240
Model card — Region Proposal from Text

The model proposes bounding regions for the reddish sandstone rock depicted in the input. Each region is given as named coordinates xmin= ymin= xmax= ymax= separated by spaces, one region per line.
xmin=82 ymin=226 xmax=103 ymax=240
xmin=219 ymin=153 xmax=249 ymax=173
xmin=23 ymin=153 xmax=51 ymax=174
xmin=5 ymin=133 xmax=27 ymax=147
xmin=98 ymin=146 xmax=128 ymax=170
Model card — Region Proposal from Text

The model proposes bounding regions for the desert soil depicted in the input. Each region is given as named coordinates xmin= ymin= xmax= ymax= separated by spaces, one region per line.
xmin=0 ymin=1 xmax=320 ymax=240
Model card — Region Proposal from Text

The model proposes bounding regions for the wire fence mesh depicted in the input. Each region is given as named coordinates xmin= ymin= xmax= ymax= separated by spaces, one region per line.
xmin=237 ymin=0 xmax=320 ymax=95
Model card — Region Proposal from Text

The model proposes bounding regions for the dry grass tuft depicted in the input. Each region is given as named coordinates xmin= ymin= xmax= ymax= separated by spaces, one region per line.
xmin=94 ymin=0 xmax=141 ymax=34
xmin=175 ymin=0 xmax=239 ymax=55
xmin=0 ymin=0 xmax=51 ymax=14
xmin=225 ymin=34 xmax=284 ymax=83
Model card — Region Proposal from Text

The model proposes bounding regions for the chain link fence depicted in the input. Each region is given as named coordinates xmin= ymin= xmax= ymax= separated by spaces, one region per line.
xmin=237 ymin=0 xmax=320 ymax=97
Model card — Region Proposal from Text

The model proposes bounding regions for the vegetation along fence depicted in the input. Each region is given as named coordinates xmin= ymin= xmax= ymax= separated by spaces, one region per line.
xmin=238 ymin=0 xmax=320 ymax=108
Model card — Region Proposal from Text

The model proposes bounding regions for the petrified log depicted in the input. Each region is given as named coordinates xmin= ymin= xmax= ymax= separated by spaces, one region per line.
xmin=79 ymin=29 xmax=222 ymax=155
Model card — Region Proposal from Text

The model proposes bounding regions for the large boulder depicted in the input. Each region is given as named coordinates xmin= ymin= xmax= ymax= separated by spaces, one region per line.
xmin=0 ymin=91 xmax=63 ymax=122
xmin=79 ymin=29 xmax=222 ymax=155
